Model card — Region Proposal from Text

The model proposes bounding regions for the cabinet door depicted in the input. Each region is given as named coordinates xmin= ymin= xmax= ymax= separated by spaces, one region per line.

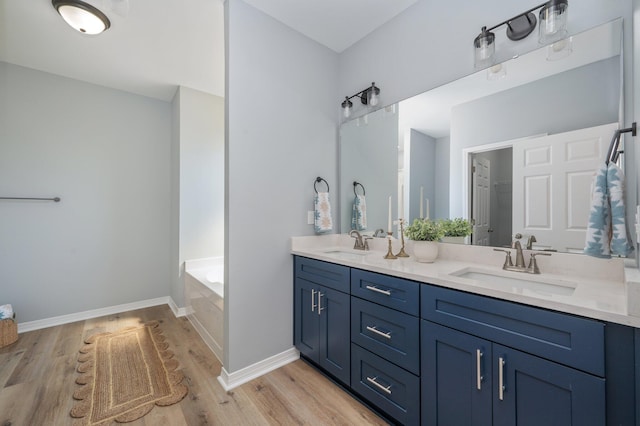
xmin=492 ymin=344 xmax=605 ymax=426
xmin=318 ymin=285 xmax=350 ymax=385
xmin=294 ymin=278 xmax=320 ymax=361
xmin=421 ymin=321 xmax=492 ymax=426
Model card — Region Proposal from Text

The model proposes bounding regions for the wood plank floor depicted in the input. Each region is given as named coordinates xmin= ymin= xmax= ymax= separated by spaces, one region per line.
xmin=0 ymin=305 xmax=388 ymax=425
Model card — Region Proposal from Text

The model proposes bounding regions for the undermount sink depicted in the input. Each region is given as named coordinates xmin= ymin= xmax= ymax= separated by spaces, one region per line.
xmin=450 ymin=267 xmax=577 ymax=297
xmin=321 ymin=249 xmax=370 ymax=260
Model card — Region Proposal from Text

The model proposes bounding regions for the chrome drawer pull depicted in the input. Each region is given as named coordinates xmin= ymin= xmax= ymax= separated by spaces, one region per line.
xmin=498 ymin=356 xmax=506 ymax=401
xmin=366 ymin=376 xmax=392 ymax=395
xmin=311 ymin=289 xmax=317 ymax=312
xmin=365 ymin=285 xmax=391 ymax=296
xmin=476 ymin=349 xmax=483 ymax=390
xmin=366 ymin=325 xmax=392 ymax=339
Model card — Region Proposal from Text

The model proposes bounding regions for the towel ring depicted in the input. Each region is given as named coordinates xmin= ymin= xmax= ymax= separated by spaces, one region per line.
xmin=353 ymin=181 xmax=366 ymax=196
xmin=314 ymin=177 xmax=330 ymax=194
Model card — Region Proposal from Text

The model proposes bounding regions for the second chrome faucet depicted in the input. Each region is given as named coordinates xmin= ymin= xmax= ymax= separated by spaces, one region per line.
xmin=494 ymin=240 xmax=551 ymax=274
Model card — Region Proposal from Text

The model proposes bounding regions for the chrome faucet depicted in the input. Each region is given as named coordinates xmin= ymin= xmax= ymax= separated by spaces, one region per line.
xmin=373 ymin=228 xmax=386 ymax=238
xmin=493 ymin=239 xmax=551 ymax=274
xmin=349 ymin=230 xmax=370 ymax=250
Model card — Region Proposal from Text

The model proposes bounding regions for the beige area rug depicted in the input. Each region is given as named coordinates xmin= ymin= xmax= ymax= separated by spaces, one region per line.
xmin=70 ymin=320 xmax=188 ymax=425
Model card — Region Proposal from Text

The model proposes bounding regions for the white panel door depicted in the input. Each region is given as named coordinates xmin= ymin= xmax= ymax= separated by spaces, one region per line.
xmin=472 ymin=157 xmax=491 ymax=246
xmin=512 ymin=123 xmax=618 ymax=252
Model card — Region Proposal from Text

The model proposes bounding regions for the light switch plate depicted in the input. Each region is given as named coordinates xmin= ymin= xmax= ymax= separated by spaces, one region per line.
xmin=307 ymin=211 xmax=315 ymax=225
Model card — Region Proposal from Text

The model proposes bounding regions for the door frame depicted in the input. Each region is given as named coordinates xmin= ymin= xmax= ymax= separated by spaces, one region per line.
xmin=462 ymin=135 xmax=546 ymax=225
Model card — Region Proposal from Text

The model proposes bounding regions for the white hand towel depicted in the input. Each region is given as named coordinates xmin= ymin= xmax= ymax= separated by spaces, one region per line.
xmin=314 ymin=192 xmax=333 ymax=233
xmin=0 ymin=304 xmax=14 ymax=320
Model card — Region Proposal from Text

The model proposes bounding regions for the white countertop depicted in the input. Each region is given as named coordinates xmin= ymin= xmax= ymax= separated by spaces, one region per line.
xmin=291 ymin=234 xmax=640 ymax=328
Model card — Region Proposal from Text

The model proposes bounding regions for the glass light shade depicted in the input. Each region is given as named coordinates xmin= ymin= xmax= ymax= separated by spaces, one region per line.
xmin=342 ymin=98 xmax=352 ymax=118
xmin=539 ymin=0 xmax=568 ymax=44
xmin=474 ymin=27 xmax=495 ymax=69
xmin=369 ymin=86 xmax=380 ymax=107
xmin=53 ymin=1 xmax=110 ymax=35
xmin=546 ymin=37 xmax=572 ymax=61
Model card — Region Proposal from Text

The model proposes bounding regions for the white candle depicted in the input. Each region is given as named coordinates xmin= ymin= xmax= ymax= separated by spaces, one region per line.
xmin=426 ymin=198 xmax=430 ymax=220
xmin=420 ymin=186 xmax=424 ymax=218
xmin=399 ymin=185 xmax=404 ymax=219
xmin=388 ymin=196 xmax=392 ymax=233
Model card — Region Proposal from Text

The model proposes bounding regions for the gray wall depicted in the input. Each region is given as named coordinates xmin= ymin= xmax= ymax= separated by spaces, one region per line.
xmin=225 ymin=0 xmax=339 ymax=372
xmin=407 ymin=129 xmax=435 ymax=223
xmin=170 ymin=87 xmax=225 ymax=307
xmin=0 ymin=62 xmax=172 ymax=322
xmin=340 ymin=107 xmax=398 ymax=233
xmin=435 ymin=136 xmax=450 ymax=220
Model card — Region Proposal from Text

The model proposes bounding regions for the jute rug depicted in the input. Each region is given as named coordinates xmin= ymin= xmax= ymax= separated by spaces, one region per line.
xmin=70 ymin=320 xmax=188 ymax=425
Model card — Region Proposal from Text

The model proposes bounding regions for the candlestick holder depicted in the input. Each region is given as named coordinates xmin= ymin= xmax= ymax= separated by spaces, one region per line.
xmin=384 ymin=232 xmax=397 ymax=259
xmin=395 ymin=218 xmax=409 ymax=257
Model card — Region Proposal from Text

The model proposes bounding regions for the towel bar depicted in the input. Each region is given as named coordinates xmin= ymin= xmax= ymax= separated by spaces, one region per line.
xmin=0 ymin=196 xmax=61 ymax=202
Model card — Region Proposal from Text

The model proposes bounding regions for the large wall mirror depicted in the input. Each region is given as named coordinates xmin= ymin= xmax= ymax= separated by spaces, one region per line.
xmin=339 ymin=18 xmax=630 ymax=254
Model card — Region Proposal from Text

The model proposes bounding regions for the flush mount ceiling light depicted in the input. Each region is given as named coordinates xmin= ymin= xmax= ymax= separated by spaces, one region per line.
xmin=474 ymin=0 xmax=568 ymax=69
xmin=52 ymin=0 xmax=111 ymax=35
xmin=341 ymin=82 xmax=380 ymax=119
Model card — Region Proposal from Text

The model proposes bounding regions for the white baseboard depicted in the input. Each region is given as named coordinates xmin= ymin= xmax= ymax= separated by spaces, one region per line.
xmin=217 ymin=347 xmax=300 ymax=391
xmin=17 ymin=297 xmax=182 ymax=333
xmin=186 ymin=313 xmax=223 ymax=363
xmin=168 ymin=297 xmax=188 ymax=317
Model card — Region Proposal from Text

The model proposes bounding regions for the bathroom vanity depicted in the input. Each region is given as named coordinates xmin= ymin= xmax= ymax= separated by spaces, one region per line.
xmin=292 ymin=235 xmax=640 ymax=425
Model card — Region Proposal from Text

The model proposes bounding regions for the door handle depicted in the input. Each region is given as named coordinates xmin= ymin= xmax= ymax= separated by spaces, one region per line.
xmin=366 ymin=325 xmax=392 ymax=339
xmin=498 ymin=356 xmax=506 ymax=400
xmin=317 ymin=292 xmax=325 ymax=315
xmin=476 ymin=349 xmax=484 ymax=390
xmin=311 ymin=289 xmax=317 ymax=313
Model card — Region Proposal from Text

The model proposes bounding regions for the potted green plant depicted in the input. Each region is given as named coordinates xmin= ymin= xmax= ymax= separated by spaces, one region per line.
xmin=404 ymin=219 xmax=445 ymax=263
xmin=440 ymin=218 xmax=472 ymax=244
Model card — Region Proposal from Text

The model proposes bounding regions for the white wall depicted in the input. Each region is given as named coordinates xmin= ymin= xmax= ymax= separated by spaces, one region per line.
xmin=225 ymin=0 xmax=339 ymax=372
xmin=0 ymin=62 xmax=172 ymax=322
xmin=170 ymin=87 xmax=225 ymax=306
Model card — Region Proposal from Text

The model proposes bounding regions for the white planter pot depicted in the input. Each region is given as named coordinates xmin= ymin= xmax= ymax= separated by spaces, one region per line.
xmin=412 ymin=241 xmax=439 ymax=263
xmin=440 ymin=236 xmax=470 ymax=245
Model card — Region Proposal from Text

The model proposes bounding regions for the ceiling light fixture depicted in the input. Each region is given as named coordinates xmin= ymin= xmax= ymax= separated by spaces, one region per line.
xmin=341 ymin=82 xmax=380 ymax=119
xmin=474 ymin=0 xmax=568 ymax=69
xmin=52 ymin=0 xmax=111 ymax=35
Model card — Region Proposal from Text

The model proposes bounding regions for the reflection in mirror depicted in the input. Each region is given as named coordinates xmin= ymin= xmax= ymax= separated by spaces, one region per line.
xmin=339 ymin=19 xmax=628 ymax=253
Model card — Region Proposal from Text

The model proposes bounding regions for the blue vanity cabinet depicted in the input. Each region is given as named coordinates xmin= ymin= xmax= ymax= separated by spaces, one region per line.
xmin=421 ymin=284 xmax=607 ymax=426
xmin=294 ymin=257 xmax=351 ymax=386
xmin=350 ymin=269 xmax=421 ymax=425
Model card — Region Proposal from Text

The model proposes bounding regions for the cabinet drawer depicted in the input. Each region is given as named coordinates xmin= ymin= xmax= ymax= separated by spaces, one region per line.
xmin=295 ymin=256 xmax=350 ymax=293
xmin=351 ymin=269 xmax=419 ymax=315
xmin=351 ymin=344 xmax=420 ymax=426
xmin=351 ymin=297 xmax=420 ymax=374
xmin=421 ymin=285 xmax=605 ymax=376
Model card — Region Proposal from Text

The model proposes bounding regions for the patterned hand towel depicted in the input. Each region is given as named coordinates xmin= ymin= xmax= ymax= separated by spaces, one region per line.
xmin=584 ymin=163 xmax=634 ymax=258
xmin=314 ymin=192 xmax=333 ymax=233
xmin=607 ymin=163 xmax=634 ymax=257
xmin=351 ymin=194 xmax=367 ymax=231
xmin=0 ymin=304 xmax=14 ymax=320
xmin=584 ymin=164 xmax=611 ymax=258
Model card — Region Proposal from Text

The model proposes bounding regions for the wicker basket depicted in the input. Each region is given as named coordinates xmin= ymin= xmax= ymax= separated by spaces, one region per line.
xmin=0 ymin=317 xmax=18 ymax=348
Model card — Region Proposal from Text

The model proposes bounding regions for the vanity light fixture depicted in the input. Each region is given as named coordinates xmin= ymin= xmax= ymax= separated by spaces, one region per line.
xmin=52 ymin=0 xmax=111 ymax=35
xmin=474 ymin=0 xmax=568 ymax=69
xmin=341 ymin=82 xmax=380 ymax=118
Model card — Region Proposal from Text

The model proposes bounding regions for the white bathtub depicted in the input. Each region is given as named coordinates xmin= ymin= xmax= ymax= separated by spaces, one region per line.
xmin=184 ymin=257 xmax=224 ymax=362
